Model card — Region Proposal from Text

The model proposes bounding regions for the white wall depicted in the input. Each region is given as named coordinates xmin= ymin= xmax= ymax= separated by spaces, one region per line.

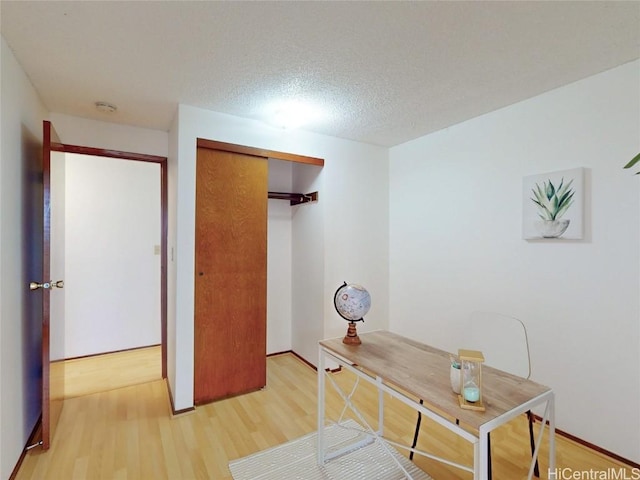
xmin=50 ymin=153 xmax=161 ymax=359
xmin=389 ymin=60 xmax=640 ymax=462
xmin=168 ymin=105 xmax=389 ymax=410
xmin=167 ymin=112 xmax=179 ymax=407
xmin=319 ymin=141 xmax=390 ymax=343
xmin=291 ymin=161 xmax=324 ymax=364
xmin=50 ymin=113 xmax=168 ymax=158
xmin=267 ymin=159 xmax=293 ymax=354
xmin=0 ymin=35 xmax=49 ymax=480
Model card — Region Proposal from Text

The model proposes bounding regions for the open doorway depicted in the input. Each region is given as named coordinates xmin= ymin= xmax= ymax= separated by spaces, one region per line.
xmin=49 ymin=150 xmax=166 ymax=397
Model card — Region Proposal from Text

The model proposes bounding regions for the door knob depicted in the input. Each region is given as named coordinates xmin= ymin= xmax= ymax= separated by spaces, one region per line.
xmin=29 ymin=280 xmax=64 ymax=291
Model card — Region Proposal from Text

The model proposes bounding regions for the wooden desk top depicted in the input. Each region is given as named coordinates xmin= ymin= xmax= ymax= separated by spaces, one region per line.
xmin=320 ymin=330 xmax=551 ymax=430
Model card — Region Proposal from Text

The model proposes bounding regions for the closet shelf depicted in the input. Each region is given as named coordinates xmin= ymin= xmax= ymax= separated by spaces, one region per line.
xmin=268 ymin=191 xmax=318 ymax=206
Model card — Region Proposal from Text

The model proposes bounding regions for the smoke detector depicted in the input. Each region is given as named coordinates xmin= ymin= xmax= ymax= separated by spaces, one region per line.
xmin=95 ymin=101 xmax=117 ymax=113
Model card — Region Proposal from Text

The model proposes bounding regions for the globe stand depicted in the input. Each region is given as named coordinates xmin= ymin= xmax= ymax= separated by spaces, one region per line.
xmin=343 ymin=322 xmax=361 ymax=345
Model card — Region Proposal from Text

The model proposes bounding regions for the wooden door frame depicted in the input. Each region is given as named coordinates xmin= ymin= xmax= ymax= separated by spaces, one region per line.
xmin=50 ymin=142 xmax=169 ymax=378
xmin=193 ymin=138 xmax=324 ymax=405
xmin=196 ymin=138 xmax=325 ymax=167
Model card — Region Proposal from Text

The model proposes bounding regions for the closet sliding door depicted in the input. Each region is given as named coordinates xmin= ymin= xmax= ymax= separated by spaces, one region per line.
xmin=194 ymin=147 xmax=268 ymax=405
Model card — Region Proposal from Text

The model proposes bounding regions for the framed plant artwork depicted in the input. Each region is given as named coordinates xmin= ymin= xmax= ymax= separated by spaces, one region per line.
xmin=522 ymin=167 xmax=584 ymax=240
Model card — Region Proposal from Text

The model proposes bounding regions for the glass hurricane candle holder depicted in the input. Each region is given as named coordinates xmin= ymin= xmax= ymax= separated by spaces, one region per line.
xmin=450 ymin=359 xmax=461 ymax=394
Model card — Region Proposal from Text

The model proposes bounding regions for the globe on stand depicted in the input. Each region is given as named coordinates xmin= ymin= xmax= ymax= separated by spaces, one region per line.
xmin=333 ymin=282 xmax=371 ymax=345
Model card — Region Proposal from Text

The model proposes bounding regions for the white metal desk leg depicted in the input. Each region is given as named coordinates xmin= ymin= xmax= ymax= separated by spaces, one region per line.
xmin=549 ymin=393 xmax=556 ymax=473
xmin=317 ymin=346 xmax=326 ymax=465
xmin=376 ymin=376 xmax=384 ymax=436
xmin=478 ymin=428 xmax=489 ymax=480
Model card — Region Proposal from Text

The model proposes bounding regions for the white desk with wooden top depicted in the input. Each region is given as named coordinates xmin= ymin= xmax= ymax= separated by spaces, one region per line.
xmin=317 ymin=330 xmax=555 ymax=480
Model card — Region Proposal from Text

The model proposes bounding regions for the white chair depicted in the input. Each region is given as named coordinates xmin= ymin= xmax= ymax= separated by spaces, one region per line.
xmin=410 ymin=311 xmax=539 ymax=478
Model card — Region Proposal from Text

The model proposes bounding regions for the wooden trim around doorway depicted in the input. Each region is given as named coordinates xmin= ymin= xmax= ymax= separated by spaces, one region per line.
xmin=51 ymin=143 xmax=169 ymax=379
xmin=52 ymin=143 xmax=166 ymax=164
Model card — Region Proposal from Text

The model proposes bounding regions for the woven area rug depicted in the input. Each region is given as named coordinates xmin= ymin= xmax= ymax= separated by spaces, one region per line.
xmin=228 ymin=420 xmax=432 ymax=480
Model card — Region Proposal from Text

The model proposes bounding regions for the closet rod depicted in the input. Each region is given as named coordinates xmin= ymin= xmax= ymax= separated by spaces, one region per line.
xmin=268 ymin=191 xmax=318 ymax=206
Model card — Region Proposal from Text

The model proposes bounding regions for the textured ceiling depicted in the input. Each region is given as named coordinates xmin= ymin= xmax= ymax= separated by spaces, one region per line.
xmin=2 ymin=1 xmax=639 ymax=147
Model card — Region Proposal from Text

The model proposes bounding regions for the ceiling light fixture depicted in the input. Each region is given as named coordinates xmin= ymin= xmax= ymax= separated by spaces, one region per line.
xmin=95 ymin=101 xmax=117 ymax=113
xmin=268 ymin=100 xmax=323 ymax=130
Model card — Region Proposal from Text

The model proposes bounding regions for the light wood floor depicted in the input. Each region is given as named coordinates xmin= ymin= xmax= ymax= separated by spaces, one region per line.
xmin=16 ymin=353 xmax=634 ymax=479
xmin=51 ymin=345 xmax=162 ymax=399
